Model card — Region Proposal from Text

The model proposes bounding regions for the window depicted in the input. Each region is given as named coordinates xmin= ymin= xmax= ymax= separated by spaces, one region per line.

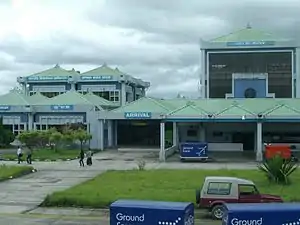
xmin=109 ymin=91 xmax=119 ymax=102
xmin=41 ymin=92 xmax=60 ymax=98
xmin=29 ymin=91 xmax=36 ymax=96
xmin=207 ymin=182 xmax=231 ymax=195
xmin=239 ymin=185 xmax=258 ymax=195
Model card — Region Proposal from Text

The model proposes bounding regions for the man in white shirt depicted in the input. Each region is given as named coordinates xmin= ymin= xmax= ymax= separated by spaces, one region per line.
xmin=17 ymin=146 xmax=23 ymax=164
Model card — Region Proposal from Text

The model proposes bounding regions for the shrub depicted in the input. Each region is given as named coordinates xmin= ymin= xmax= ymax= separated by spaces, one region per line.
xmin=136 ymin=159 xmax=146 ymax=171
xmin=258 ymin=154 xmax=298 ymax=184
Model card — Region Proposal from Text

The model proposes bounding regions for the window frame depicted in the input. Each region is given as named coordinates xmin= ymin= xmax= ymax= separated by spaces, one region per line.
xmin=207 ymin=182 xmax=232 ymax=195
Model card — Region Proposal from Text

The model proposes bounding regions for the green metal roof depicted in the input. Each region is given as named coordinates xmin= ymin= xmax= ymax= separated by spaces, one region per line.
xmin=26 ymin=92 xmax=48 ymax=104
xmin=27 ymin=64 xmax=78 ymax=78
xmin=112 ymin=98 xmax=300 ymax=119
xmin=83 ymin=92 xmax=118 ymax=108
xmin=81 ymin=64 xmax=124 ymax=76
xmin=113 ymin=97 xmax=172 ymax=113
xmin=36 ymin=91 xmax=98 ymax=107
xmin=0 ymin=90 xmax=29 ymax=105
xmin=210 ymin=26 xmax=281 ymax=43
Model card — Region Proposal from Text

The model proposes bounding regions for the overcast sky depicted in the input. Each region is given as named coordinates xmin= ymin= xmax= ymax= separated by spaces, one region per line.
xmin=0 ymin=0 xmax=299 ymax=98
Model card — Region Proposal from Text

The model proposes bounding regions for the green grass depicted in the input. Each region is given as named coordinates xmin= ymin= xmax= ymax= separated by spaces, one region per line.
xmin=0 ymin=149 xmax=80 ymax=161
xmin=0 ymin=164 xmax=34 ymax=181
xmin=42 ymin=169 xmax=300 ymax=208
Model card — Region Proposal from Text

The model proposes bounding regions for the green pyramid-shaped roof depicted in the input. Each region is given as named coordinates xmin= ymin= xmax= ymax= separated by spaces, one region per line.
xmin=27 ymin=64 xmax=78 ymax=80
xmin=36 ymin=91 xmax=96 ymax=106
xmin=0 ymin=90 xmax=29 ymax=106
xmin=83 ymin=92 xmax=118 ymax=108
xmin=81 ymin=64 xmax=124 ymax=76
xmin=26 ymin=92 xmax=48 ymax=104
xmin=168 ymin=104 xmax=207 ymax=117
xmin=113 ymin=97 xmax=171 ymax=113
xmin=211 ymin=25 xmax=283 ymax=43
xmin=216 ymin=104 xmax=256 ymax=118
xmin=264 ymin=104 xmax=300 ymax=117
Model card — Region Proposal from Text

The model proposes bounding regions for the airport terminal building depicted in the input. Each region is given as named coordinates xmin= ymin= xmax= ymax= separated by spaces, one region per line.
xmin=1 ymin=25 xmax=300 ymax=162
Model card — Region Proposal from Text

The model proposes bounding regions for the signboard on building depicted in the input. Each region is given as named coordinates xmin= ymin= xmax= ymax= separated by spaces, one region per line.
xmin=110 ymin=200 xmax=194 ymax=225
xmin=80 ymin=75 xmax=113 ymax=81
xmin=226 ymin=41 xmax=275 ymax=47
xmin=27 ymin=76 xmax=69 ymax=81
xmin=180 ymin=142 xmax=208 ymax=159
xmin=51 ymin=105 xmax=74 ymax=110
xmin=0 ymin=105 xmax=11 ymax=110
xmin=124 ymin=112 xmax=152 ymax=119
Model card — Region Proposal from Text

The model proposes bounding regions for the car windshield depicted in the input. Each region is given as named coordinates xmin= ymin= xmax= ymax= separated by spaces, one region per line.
xmin=239 ymin=184 xmax=259 ymax=195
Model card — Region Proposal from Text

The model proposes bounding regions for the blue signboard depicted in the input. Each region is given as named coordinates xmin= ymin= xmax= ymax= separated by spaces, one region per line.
xmin=226 ymin=41 xmax=275 ymax=47
xmin=0 ymin=105 xmax=10 ymax=110
xmin=180 ymin=142 xmax=208 ymax=159
xmin=223 ymin=203 xmax=300 ymax=225
xmin=124 ymin=112 xmax=151 ymax=119
xmin=80 ymin=75 xmax=112 ymax=81
xmin=27 ymin=76 xmax=69 ymax=81
xmin=110 ymin=200 xmax=194 ymax=225
xmin=51 ymin=105 xmax=74 ymax=110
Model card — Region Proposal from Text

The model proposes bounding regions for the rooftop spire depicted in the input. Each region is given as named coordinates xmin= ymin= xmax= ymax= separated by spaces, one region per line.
xmin=246 ymin=22 xmax=252 ymax=29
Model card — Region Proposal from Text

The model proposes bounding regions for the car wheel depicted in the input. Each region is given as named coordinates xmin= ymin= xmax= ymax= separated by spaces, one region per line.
xmin=211 ymin=204 xmax=225 ymax=220
xmin=195 ymin=189 xmax=200 ymax=204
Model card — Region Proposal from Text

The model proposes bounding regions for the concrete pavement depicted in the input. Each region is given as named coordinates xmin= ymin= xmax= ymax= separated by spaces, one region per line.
xmin=0 ymin=150 xmax=258 ymax=220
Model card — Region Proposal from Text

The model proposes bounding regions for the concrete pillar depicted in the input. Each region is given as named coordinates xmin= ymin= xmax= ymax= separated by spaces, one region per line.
xmin=108 ymin=120 xmax=113 ymax=147
xmin=159 ymin=122 xmax=165 ymax=162
xmin=296 ymin=48 xmax=300 ymax=98
xmin=199 ymin=123 xmax=206 ymax=142
xmin=256 ymin=122 xmax=263 ymax=161
xmin=28 ymin=114 xmax=33 ymax=130
xmin=172 ymin=122 xmax=177 ymax=146
xmin=114 ymin=120 xmax=118 ymax=147
xmin=200 ymin=49 xmax=206 ymax=99
xmin=99 ymin=120 xmax=104 ymax=150
xmin=121 ymin=82 xmax=126 ymax=106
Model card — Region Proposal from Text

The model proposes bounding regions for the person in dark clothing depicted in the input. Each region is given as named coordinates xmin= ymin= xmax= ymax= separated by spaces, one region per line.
xmin=79 ymin=150 xmax=85 ymax=167
xmin=86 ymin=150 xmax=92 ymax=166
xmin=26 ymin=149 xmax=32 ymax=164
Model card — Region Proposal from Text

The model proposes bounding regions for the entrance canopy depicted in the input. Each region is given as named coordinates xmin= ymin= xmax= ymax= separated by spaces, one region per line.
xmin=104 ymin=97 xmax=300 ymax=122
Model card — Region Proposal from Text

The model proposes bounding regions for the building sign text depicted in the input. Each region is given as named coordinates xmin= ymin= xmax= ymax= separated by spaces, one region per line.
xmin=51 ymin=105 xmax=74 ymax=110
xmin=80 ymin=75 xmax=113 ymax=81
xmin=124 ymin=112 xmax=152 ymax=119
xmin=27 ymin=76 xmax=69 ymax=81
xmin=226 ymin=41 xmax=275 ymax=47
xmin=0 ymin=105 xmax=11 ymax=110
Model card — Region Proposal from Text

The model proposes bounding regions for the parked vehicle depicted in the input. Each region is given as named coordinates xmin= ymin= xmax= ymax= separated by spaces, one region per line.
xmin=195 ymin=176 xmax=283 ymax=220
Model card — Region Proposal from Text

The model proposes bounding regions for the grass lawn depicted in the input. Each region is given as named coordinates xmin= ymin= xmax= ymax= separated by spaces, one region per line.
xmin=0 ymin=164 xmax=34 ymax=181
xmin=0 ymin=149 xmax=80 ymax=161
xmin=42 ymin=169 xmax=300 ymax=208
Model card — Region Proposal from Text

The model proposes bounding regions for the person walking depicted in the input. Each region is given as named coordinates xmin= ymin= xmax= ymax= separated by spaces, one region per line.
xmin=17 ymin=146 xmax=23 ymax=164
xmin=86 ymin=150 xmax=92 ymax=166
xmin=79 ymin=149 xmax=85 ymax=167
xmin=26 ymin=148 xmax=32 ymax=164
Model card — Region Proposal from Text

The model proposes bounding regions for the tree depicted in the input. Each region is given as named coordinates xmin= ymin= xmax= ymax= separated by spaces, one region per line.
xmin=17 ymin=130 xmax=41 ymax=150
xmin=48 ymin=128 xmax=63 ymax=152
xmin=73 ymin=128 xmax=92 ymax=151
xmin=0 ymin=117 xmax=14 ymax=147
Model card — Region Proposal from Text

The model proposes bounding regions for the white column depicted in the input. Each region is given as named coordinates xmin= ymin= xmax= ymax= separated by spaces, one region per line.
xmin=108 ymin=120 xmax=113 ymax=147
xmin=159 ymin=122 xmax=165 ymax=162
xmin=121 ymin=82 xmax=126 ymax=106
xmin=256 ymin=122 xmax=263 ymax=161
xmin=172 ymin=122 xmax=177 ymax=146
xmin=295 ymin=48 xmax=300 ymax=98
xmin=28 ymin=114 xmax=33 ymax=130
xmin=114 ymin=121 xmax=118 ymax=147
xmin=200 ymin=49 xmax=206 ymax=99
xmin=99 ymin=120 xmax=104 ymax=151
xmin=199 ymin=123 xmax=206 ymax=142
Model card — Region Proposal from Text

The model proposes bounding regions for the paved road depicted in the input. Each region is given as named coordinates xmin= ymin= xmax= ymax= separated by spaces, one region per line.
xmin=0 ymin=150 xmax=258 ymax=217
